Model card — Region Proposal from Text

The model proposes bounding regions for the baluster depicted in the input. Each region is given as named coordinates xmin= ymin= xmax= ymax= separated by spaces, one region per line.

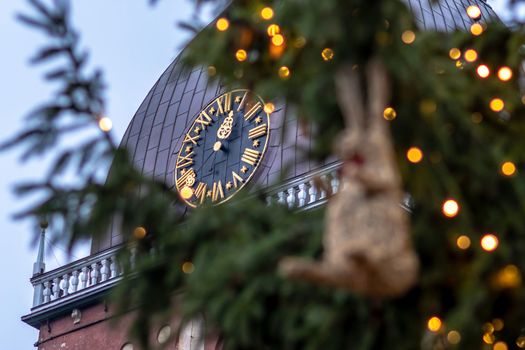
xmin=91 ymin=262 xmax=100 ymax=285
xmin=308 ymin=180 xmax=317 ymax=204
xmin=319 ymin=175 xmax=327 ymax=200
xmin=101 ymin=258 xmax=110 ymax=282
xmin=330 ymin=173 xmax=340 ymax=195
xmin=80 ymin=266 xmax=88 ymax=289
xmin=43 ymin=281 xmax=51 ymax=303
xmin=277 ymin=191 xmax=286 ymax=205
xmin=286 ymin=187 xmax=296 ymax=208
xmin=61 ymin=273 xmax=70 ymax=296
xmin=70 ymin=270 xmax=79 ymax=293
xmin=110 ymin=256 xmax=118 ymax=278
xmin=266 ymin=195 xmax=273 ymax=205
xmin=52 ymin=277 xmax=60 ymax=300
xmin=130 ymin=246 xmax=137 ymax=270
xmin=297 ymin=183 xmax=307 ymax=207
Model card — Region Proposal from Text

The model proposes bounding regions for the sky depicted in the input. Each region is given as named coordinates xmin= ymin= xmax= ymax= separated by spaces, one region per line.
xmin=0 ymin=0 xmax=512 ymax=348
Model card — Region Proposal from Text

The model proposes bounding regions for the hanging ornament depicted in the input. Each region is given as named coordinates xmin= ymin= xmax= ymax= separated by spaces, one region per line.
xmin=280 ymin=58 xmax=418 ymax=298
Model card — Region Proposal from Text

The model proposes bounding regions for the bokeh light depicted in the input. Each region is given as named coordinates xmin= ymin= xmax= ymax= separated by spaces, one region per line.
xmin=442 ymin=199 xmax=460 ymax=218
xmin=481 ymin=234 xmax=499 ymax=252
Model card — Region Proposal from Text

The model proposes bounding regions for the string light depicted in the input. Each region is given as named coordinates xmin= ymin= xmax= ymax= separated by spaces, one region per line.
xmin=447 ymin=330 xmax=461 ymax=344
xmin=481 ymin=234 xmax=499 ymax=251
xmin=455 ymin=60 xmax=463 ymax=69
xmin=264 ymin=102 xmax=275 ymax=114
xmin=133 ymin=226 xmax=147 ymax=239
xmin=294 ymin=36 xmax=307 ymax=48
xmin=490 ymin=98 xmax=504 ymax=112
xmin=449 ymin=48 xmax=461 ymax=60
xmin=260 ymin=7 xmax=274 ymax=20
xmin=279 ymin=66 xmax=291 ymax=79
xmin=476 ymin=64 xmax=490 ymax=78
xmin=494 ymin=341 xmax=508 ymax=350
xmin=501 ymin=161 xmax=516 ymax=176
xmin=272 ymin=34 xmax=285 ymax=46
xmin=406 ymin=147 xmax=423 ymax=163
xmin=517 ymin=336 xmax=525 ymax=348
xmin=496 ymin=265 xmax=521 ymax=288
xmin=456 ymin=235 xmax=471 ymax=250
xmin=427 ymin=316 xmax=442 ymax=332
xmin=207 ymin=66 xmax=217 ymax=76
xmin=492 ymin=319 xmax=504 ymax=331
xmin=464 ymin=49 xmax=478 ymax=63
xmin=322 ymin=48 xmax=334 ymax=61
xmin=442 ymin=199 xmax=460 ymax=218
xmin=401 ymin=30 xmax=416 ymax=44
xmin=497 ymin=67 xmax=513 ymax=82
xmin=236 ymin=49 xmax=248 ymax=62
xmin=98 ymin=117 xmax=112 ymax=132
xmin=267 ymin=24 xmax=280 ymax=37
xmin=182 ymin=262 xmax=195 ymax=274
xmin=466 ymin=5 xmax=482 ymax=20
xmin=383 ymin=107 xmax=397 ymax=120
xmin=471 ymin=23 xmax=483 ymax=36
xmin=483 ymin=322 xmax=495 ymax=334
xmin=483 ymin=333 xmax=495 ymax=344
xmin=216 ymin=18 xmax=229 ymax=31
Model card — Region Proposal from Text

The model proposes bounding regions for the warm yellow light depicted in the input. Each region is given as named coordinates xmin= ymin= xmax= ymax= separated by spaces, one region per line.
xmin=260 ymin=7 xmax=274 ymax=20
xmin=264 ymin=102 xmax=275 ymax=114
xmin=490 ymin=98 xmax=505 ymax=112
xmin=98 ymin=117 xmax=113 ymax=132
xmin=492 ymin=318 xmax=504 ymax=331
xmin=496 ymin=264 xmax=522 ymax=288
xmin=442 ymin=199 xmax=460 ymax=218
xmin=456 ymin=235 xmax=471 ymax=250
xmin=427 ymin=316 xmax=442 ymax=332
xmin=449 ymin=48 xmax=461 ymax=60
xmin=481 ymin=234 xmax=499 ymax=252
xmin=216 ymin=17 xmax=229 ymax=31
xmin=501 ymin=161 xmax=517 ymax=176
xmin=497 ymin=67 xmax=513 ymax=82
xmin=517 ymin=336 xmax=525 ymax=348
xmin=133 ymin=226 xmax=147 ymax=239
xmin=464 ymin=49 xmax=478 ymax=63
xmin=477 ymin=64 xmax=490 ymax=78
xmin=467 ymin=5 xmax=482 ymax=20
xmin=470 ymin=23 xmax=484 ymax=36
xmin=455 ymin=60 xmax=463 ymax=69
xmin=180 ymin=186 xmax=194 ymax=200
xmin=272 ymin=34 xmax=285 ymax=46
xmin=494 ymin=341 xmax=508 ymax=350
xmin=236 ymin=49 xmax=248 ymax=62
xmin=294 ymin=36 xmax=307 ymax=48
xmin=401 ymin=30 xmax=416 ymax=44
xmin=383 ymin=107 xmax=397 ymax=121
xmin=407 ymin=147 xmax=423 ymax=164
xmin=483 ymin=333 xmax=495 ymax=344
xmin=207 ymin=65 xmax=217 ymax=76
xmin=322 ymin=48 xmax=335 ymax=61
xmin=267 ymin=24 xmax=280 ymax=37
xmin=471 ymin=112 xmax=483 ymax=124
xmin=182 ymin=261 xmax=195 ymax=274
xmin=279 ymin=66 xmax=291 ymax=79
xmin=483 ymin=322 xmax=495 ymax=334
xmin=447 ymin=330 xmax=461 ymax=344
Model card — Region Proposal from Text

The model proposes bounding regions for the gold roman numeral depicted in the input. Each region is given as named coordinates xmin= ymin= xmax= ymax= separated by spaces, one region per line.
xmin=236 ymin=91 xmax=248 ymax=112
xmin=248 ymin=124 xmax=267 ymax=139
xmin=232 ymin=171 xmax=244 ymax=188
xmin=183 ymin=133 xmax=200 ymax=145
xmin=195 ymin=111 xmax=213 ymax=128
xmin=212 ymin=181 xmax=225 ymax=202
xmin=244 ymin=102 xmax=262 ymax=121
xmin=215 ymin=92 xmax=232 ymax=115
xmin=241 ymin=148 xmax=260 ymax=166
xmin=195 ymin=182 xmax=207 ymax=204
xmin=176 ymin=168 xmax=195 ymax=188
xmin=176 ymin=152 xmax=194 ymax=169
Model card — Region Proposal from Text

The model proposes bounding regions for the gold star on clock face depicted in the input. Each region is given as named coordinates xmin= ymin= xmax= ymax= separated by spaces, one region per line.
xmin=174 ymin=89 xmax=271 ymax=207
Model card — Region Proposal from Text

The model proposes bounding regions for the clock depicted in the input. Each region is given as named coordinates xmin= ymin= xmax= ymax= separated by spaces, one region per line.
xmin=174 ymin=89 xmax=271 ymax=207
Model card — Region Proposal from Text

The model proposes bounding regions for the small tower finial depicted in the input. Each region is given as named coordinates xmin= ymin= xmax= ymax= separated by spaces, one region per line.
xmin=32 ymin=220 xmax=48 ymax=276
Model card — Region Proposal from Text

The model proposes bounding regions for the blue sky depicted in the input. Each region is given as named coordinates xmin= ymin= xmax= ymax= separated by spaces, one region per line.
xmin=0 ymin=0 xmax=510 ymax=348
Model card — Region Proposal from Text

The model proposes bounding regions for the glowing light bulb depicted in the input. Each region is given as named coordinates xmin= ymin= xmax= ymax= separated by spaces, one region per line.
xmin=216 ymin=18 xmax=229 ymax=31
xmin=477 ymin=64 xmax=490 ymax=78
xmin=427 ymin=316 xmax=442 ymax=332
xmin=406 ymin=147 xmax=423 ymax=163
xmin=449 ymin=48 xmax=461 ymax=60
xmin=494 ymin=341 xmax=508 ymax=350
xmin=492 ymin=319 xmax=504 ymax=331
xmin=497 ymin=67 xmax=513 ymax=82
xmin=490 ymin=98 xmax=504 ymax=112
xmin=322 ymin=48 xmax=334 ymax=61
xmin=272 ymin=34 xmax=285 ymax=46
xmin=464 ymin=49 xmax=478 ymax=63
xmin=467 ymin=5 xmax=482 ymax=20
xmin=442 ymin=199 xmax=460 ymax=218
xmin=260 ymin=7 xmax=274 ymax=20
xmin=456 ymin=235 xmax=471 ymax=250
xmin=133 ymin=226 xmax=147 ymax=239
xmin=182 ymin=261 xmax=195 ymax=274
xmin=401 ymin=30 xmax=416 ymax=44
xmin=481 ymin=234 xmax=499 ymax=251
xmin=278 ymin=66 xmax=291 ymax=79
xmin=447 ymin=330 xmax=461 ymax=344
xmin=264 ymin=102 xmax=275 ymax=114
xmin=267 ymin=24 xmax=280 ymax=37
xmin=98 ymin=117 xmax=112 ymax=132
xmin=383 ymin=107 xmax=397 ymax=121
xmin=471 ymin=23 xmax=483 ymax=36
xmin=501 ymin=161 xmax=516 ymax=176
xmin=207 ymin=65 xmax=217 ymax=76
xmin=517 ymin=336 xmax=525 ymax=348
xmin=236 ymin=49 xmax=248 ymax=62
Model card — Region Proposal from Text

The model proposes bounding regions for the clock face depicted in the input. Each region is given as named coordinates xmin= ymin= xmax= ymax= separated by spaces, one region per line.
xmin=174 ymin=89 xmax=271 ymax=207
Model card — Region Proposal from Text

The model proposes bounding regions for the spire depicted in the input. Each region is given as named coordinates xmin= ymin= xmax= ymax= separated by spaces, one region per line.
xmin=32 ymin=220 xmax=48 ymax=276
